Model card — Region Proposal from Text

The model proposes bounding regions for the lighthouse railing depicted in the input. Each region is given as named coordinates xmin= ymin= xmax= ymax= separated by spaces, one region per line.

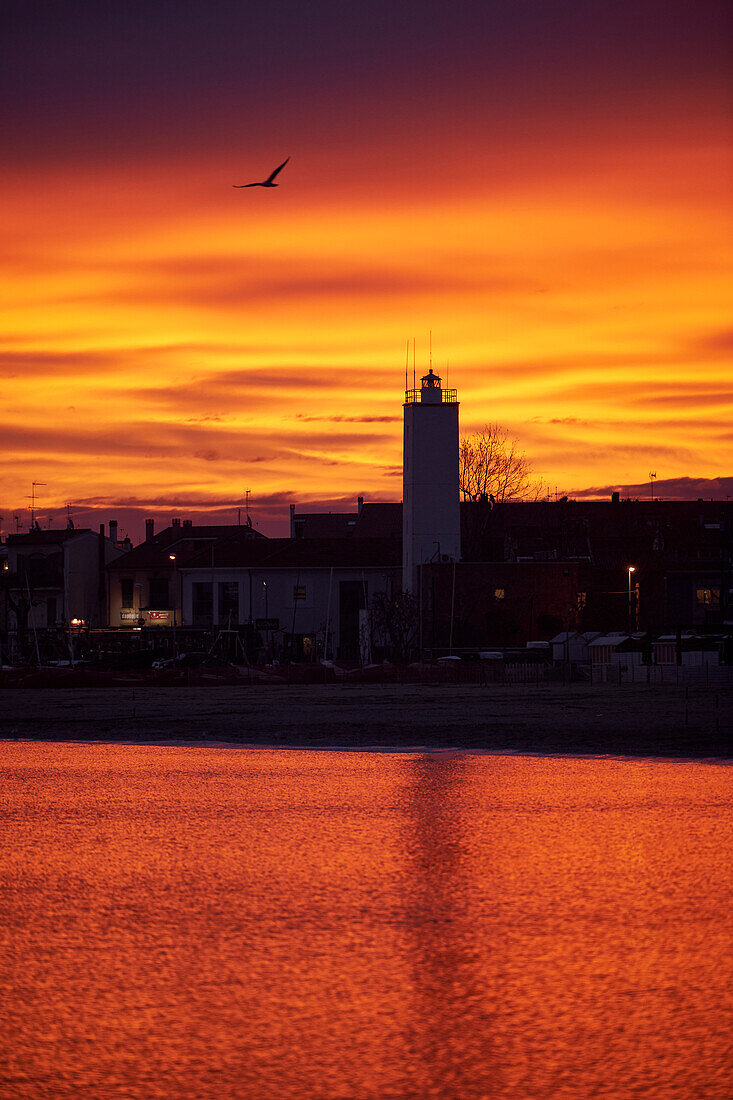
xmin=404 ymin=388 xmax=458 ymax=404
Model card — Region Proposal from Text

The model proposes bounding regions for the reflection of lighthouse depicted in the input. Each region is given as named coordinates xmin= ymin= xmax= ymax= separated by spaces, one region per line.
xmin=402 ymin=368 xmax=460 ymax=593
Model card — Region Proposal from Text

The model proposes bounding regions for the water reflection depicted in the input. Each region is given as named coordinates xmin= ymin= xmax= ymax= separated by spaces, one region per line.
xmin=0 ymin=744 xmax=731 ymax=1099
xmin=400 ymin=752 xmax=502 ymax=1097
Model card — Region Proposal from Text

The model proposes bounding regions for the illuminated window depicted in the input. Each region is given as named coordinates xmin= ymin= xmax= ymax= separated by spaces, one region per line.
xmin=293 ymin=585 xmax=307 ymax=600
xmin=696 ymin=588 xmax=720 ymax=605
xmin=577 ymin=591 xmax=587 ymax=609
xmin=494 ymin=587 xmax=505 ymax=600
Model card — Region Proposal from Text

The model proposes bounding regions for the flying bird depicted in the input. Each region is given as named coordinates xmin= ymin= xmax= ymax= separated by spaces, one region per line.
xmin=233 ymin=157 xmax=290 ymax=188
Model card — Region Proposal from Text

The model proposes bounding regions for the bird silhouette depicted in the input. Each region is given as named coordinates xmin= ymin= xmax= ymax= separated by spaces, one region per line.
xmin=233 ymin=157 xmax=290 ymax=188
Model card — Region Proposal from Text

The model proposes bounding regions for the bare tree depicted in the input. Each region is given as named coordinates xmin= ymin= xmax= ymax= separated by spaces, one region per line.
xmin=459 ymin=423 xmax=546 ymax=503
xmin=369 ymin=590 xmax=419 ymax=662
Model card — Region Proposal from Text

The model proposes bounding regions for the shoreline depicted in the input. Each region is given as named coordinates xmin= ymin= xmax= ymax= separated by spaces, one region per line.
xmin=2 ymin=736 xmax=732 ymax=764
xmin=1 ymin=682 xmax=730 ymax=759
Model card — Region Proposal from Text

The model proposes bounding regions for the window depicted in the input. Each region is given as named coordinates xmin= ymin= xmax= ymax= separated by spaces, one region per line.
xmin=494 ymin=588 xmax=505 ymax=600
xmin=293 ymin=585 xmax=307 ymax=600
xmin=193 ymin=582 xmax=213 ymax=626
xmin=577 ymin=591 xmax=587 ymax=610
xmin=696 ymin=588 xmax=720 ymax=605
xmin=218 ymin=582 xmax=239 ymax=623
xmin=149 ymin=577 xmax=169 ymax=608
xmin=121 ymin=578 xmax=134 ymax=608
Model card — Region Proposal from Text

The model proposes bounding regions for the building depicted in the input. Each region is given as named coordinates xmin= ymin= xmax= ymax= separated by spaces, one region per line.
xmin=461 ymin=497 xmax=732 ymax=633
xmin=107 ymin=519 xmax=266 ymax=629
xmin=2 ymin=525 xmax=125 ymax=659
xmin=403 ymin=368 xmax=460 ymax=593
xmin=178 ymin=536 xmax=401 ymax=661
xmin=418 ymin=560 xmax=581 ymax=650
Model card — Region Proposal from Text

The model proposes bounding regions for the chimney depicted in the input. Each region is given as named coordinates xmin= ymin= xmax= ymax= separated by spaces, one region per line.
xmin=611 ymin=492 xmax=620 ymax=504
xmin=99 ymin=523 xmax=105 ymax=537
xmin=172 ymin=517 xmax=181 ymax=528
xmin=289 ymin=503 xmax=296 ymax=538
xmin=109 ymin=519 xmax=118 ymax=544
xmin=357 ymin=496 xmax=364 ymax=514
xmin=183 ymin=519 xmax=192 ymax=528
xmin=145 ymin=518 xmax=155 ymax=541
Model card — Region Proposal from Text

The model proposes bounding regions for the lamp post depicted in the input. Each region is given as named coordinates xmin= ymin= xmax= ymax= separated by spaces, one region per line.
xmin=169 ymin=554 xmax=178 ymax=657
xmin=262 ymin=580 xmax=269 ymax=654
xmin=627 ymin=566 xmax=636 ymax=632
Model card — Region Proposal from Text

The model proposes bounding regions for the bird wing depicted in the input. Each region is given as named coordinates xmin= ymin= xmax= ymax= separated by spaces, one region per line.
xmin=233 ymin=182 xmax=263 ymax=187
xmin=265 ymin=156 xmax=290 ymax=183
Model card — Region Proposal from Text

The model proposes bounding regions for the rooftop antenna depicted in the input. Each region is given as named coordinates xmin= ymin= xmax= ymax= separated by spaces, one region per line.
xmin=14 ymin=513 xmax=21 ymax=533
xmin=405 ymin=340 xmax=409 ymax=394
xmin=27 ymin=482 xmax=47 ymax=529
xmin=649 ymin=471 xmax=656 ymax=501
xmin=245 ymin=488 xmax=251 ymax=522
xmin=412 ymin=337 xmax=416 ymax=389
xmin=429 ymin=330 xmax=433 ymax=371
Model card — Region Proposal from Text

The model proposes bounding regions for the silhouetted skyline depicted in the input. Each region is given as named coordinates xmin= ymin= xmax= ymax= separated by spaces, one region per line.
xmin=2 ymin=0 xmax=731 ymax=536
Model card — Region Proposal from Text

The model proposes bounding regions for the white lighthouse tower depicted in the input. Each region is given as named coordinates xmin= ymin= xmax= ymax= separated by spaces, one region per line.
xmin=402 ymin=368 xmax=460 ymax=593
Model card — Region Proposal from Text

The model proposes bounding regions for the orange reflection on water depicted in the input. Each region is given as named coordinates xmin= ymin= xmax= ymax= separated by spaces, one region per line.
xmin=1 ymin=744 xmax=732 ymax=1099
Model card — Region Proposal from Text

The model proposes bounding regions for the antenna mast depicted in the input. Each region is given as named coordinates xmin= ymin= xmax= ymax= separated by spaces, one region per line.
xmin=405 ymin=340 xmax=409 ymax=394
xmin=27 ymin=482 xmax=47 ymax=529
xmin=412 ymin=337 xmax=416 ymax=389
xmin=649 ymin=471 xmax=656 ymax=501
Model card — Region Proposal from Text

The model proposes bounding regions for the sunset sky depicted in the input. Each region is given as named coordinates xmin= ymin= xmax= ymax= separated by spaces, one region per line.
xmin=2 ymin=0 xmax=731 ymax=538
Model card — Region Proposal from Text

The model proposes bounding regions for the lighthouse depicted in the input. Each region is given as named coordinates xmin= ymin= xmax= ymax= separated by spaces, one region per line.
xmin=402 ymin=368 xmax=460 ymax=593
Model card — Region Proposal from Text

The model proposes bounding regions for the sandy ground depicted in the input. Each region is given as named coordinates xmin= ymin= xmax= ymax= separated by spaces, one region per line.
xmin=0 ymin=682 xmax=731 ymax=757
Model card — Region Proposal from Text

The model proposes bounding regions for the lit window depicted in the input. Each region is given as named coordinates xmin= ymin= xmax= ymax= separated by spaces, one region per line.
xmin=577 ymin=592 xmax=587 ymax=609
xmin=293 ymin=585 xmax=307 ymax=600
xmin=494 ymin=587 xmax=505 ymax=600
xmin=696 ymin=588 xmax=720 ymax=605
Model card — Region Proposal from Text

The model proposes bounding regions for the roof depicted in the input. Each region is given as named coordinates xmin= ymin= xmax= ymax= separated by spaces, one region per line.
xmin=293 ymin=503 xmax=403 ymax=540
xmin=353 ymin=503 xmax=402 ymax=539
xmin=588 ymin=634 xmax=629 ymax=647
xmin=294 ymin=512 xmax=359 ymax=538
xmin=108 ymin=524 xmax=265 ymax=570
xmin=6 ymin=528 xmax=92 ymax=546
xmin=185 ymin=536 xmax=401 ymax=570
xmin=549 ymin=631 xmax=580 ymax=644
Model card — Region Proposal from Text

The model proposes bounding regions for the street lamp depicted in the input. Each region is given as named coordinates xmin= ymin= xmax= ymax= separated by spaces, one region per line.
xmin=263 ymin=580 xmax=270 ymax=656
xmin=169 ymin=554 xmax=178 ymax=657
xmin=627 ymin=566 xmax=636 ymax=631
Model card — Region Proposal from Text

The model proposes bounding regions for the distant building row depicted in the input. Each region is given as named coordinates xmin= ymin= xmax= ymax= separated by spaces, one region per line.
xmin=1 ymin=495 xmax=730 ymax=664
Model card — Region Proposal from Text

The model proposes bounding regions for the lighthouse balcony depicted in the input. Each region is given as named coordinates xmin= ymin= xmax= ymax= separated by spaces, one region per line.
xmin=404 ymin=387 xmax=458 ymax=404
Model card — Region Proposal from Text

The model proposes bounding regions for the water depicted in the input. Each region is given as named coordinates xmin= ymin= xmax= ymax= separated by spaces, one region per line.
xmin=1 ymin=743 xmax=731 ymax=1099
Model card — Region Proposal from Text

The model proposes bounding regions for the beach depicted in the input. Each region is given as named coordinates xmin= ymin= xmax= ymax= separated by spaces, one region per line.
xmin=1 ymin=682 xmax=730 ymax=757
